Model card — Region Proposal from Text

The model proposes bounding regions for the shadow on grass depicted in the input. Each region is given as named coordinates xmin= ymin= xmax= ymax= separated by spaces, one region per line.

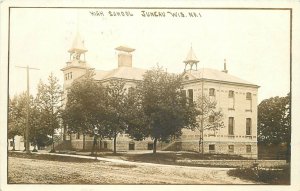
xmin=8 ymin=152 xmax=99 ymax=163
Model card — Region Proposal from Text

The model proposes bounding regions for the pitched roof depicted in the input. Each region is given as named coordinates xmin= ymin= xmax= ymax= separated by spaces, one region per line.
xmin=94 ymin=66 xmax=147 ymax=81
xmin=185 ymin=68 xmax=258 ymax=87
xmin=184 ymin=47 xmax=199 ymax=63
xmin=68 ymin=31 xmax=88 ymax=53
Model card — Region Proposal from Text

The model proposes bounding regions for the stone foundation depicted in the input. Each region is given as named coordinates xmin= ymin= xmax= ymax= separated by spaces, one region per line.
xmin=69 ymin=138 xmax=257 ymax=158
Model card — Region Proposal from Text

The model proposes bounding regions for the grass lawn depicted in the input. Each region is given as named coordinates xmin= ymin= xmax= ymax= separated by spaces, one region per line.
xmin=78 ymin=151 xmax=251 ymax=167
xmin=8 ymin=152 xmax=255 ymax=184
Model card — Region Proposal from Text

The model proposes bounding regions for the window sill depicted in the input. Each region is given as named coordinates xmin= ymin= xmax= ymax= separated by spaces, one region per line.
xmin=245 ymin=109 xmax=252 ymax=112
xmin=245 ymin=136 xmax=252 ymax=139
xmin=228 ymin=108 xmax=235 ymax=111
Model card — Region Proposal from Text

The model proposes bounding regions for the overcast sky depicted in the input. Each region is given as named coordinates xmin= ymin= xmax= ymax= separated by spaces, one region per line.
xmin=9 ymin=8 xmax=290 ymax=102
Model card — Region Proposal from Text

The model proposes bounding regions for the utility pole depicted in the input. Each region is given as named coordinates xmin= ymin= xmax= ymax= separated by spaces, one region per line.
xmin=16 ymin=65 xmax=40 ymax=153
xmin=201 ymin=79 xmax=204 ymax=156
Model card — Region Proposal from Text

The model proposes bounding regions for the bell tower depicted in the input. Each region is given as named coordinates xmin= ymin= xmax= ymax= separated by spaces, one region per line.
xmin=184 ymin=46 xmax=199 ymax=71
xmin=61 ymin=31 xmax=90 ymax=89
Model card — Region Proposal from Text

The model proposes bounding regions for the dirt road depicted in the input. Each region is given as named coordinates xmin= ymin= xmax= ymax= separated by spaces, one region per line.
xmin=8 ymin=156 xmax=256 ymax=184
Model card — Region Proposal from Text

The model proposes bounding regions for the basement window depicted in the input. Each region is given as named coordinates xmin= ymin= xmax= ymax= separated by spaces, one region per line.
xmin=148 ymin=143 xmax=154 ymax=150
xmin=209 ymin=144 xmax=215 ymax=153
xmin=246 ymin=145 xmax=252 ymax=153
xmin=228 ymin=145 xmax=234 ymax=153
xmin=129 ymin=142 xmax=135 ymax=150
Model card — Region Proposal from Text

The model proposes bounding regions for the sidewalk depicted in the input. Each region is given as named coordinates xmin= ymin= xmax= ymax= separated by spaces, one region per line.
xmin=12 ymin=150 xmax=234 ymax=170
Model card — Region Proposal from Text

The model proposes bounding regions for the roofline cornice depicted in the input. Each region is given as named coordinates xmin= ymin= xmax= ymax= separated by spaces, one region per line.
xmin=182 ymin=78 xmax=260 ymax=88
xmin=95 ymin=77 xmax=142 ymax=83
xmin=61 ymin=65 xmax=93 ymax=71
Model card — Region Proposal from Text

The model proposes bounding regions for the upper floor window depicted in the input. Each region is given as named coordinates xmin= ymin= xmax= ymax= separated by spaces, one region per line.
xmin=181 ymin=90 xmax=187 ymax=98
xmin=209 ymin=88 xmax=215 ymax=96
xmin=209 ymin=116 xmax=215 ymax=123
xmin=228 ymin=90 xmax=234 ymax=98
xmin=65 ymin=72 xmax=73 ymax=80
xmin=246 ymin=118 xmax=252 ymax=135
xmin=246 ymin=92 xmax=252 ymax=100
xmin=188 ymin=89 xmax=193 ymax=103
xmin=228 ymin=117 xmax=234 ymax=135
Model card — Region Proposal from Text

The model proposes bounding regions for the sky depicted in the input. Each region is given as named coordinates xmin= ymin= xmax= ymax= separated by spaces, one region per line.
xmin=8 ymin=8 xmax=291 ymax=102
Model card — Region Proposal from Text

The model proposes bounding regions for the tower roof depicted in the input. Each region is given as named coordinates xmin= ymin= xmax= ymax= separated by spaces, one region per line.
xmin=115 ymin=46 xmax=135 ymax=53
xmin=68 ymin=31 xmax=87 ymax=53
xmin=184 ymin=46 xmax=199 ymax=63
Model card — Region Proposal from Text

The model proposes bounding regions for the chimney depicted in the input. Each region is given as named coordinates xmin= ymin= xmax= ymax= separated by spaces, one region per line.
xmin=115 ymin=46 xmax=135 ymax=67
xmin=222 ymin=59 xmax=228 ymax=73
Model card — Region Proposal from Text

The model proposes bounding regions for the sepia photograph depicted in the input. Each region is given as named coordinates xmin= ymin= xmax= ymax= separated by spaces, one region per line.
xmin=1 ymin=1 xmax=299 ymax=190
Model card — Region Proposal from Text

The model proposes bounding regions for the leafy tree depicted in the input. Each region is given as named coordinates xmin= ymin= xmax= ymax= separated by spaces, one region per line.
xmin=8 ymin=93 xmax=51 ymax=151
xmin=258 ymin=93 xmax=291 ymax=145
xmin=36 ymin=73 xmax=63 ymax=152
xmin=28 ymin=98 xmax=53 ymax=152
xmin=105 ymin=79 xmax=128 ymax=154
xmin=125 ymin=86 xmax=149 ymax=141
xmin=62 ymin=70 xmax=107 ymax=153
xmin=136 ymin=66 xmax=199 ymax=154
xmin=8 ymin=94 xmax=26 ymax=150
xmin=196 ymin=94 xmax=225 ymax=154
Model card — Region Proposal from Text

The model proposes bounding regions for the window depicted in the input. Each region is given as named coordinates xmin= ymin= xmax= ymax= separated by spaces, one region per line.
xmin=10 ymin=141 xmax=14 ymax=147
xmin=228 ymin=90 xmax=235 ymax=109
xmin=228 ymin=90 xmax=234 ymax=98
xmin=246 ymin=93 xmax=252 ymax=111
xmin=65 ymin=74 xmax=68 ymax=80
xmin=228 ymin=145 xmax=234 ymax=153
xmin=188 ymin=89 xmax=193 ymax=102
xmin=246 ymin=118 xmax=252 ymax=135
xmin=129 ymin=142 xmax=135 ymax=150
xmin=181 ymin=90 xmax=187 ymax=98
xmin=209 ymin=144 xmax=215 ymax=152
xmin=246 ymin=92 xmax=252 ymax=100
xmin=246 ymin=145 xmax=252 ymax=153
xmin=209 ymin=88 xmax=215 ymax=96
xmin=228 ymin=117 xmax=234 ymax=135
xmin=148 ymin=143 xmax=154 ymax=150
xmin=103 ymin=141 xmax=108 ymax=149
xmin=76 ymin=132 xmax=80 ymax=139
xmin=209 ymin=116 xmax=215 ymax=123
xmin=70 ymin=72 xmax=72 ymax=79
xmin=128 ymin=87 xmax=134 ymax=95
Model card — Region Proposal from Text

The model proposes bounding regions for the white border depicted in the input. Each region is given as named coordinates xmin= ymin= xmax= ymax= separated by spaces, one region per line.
xmin=1 ymin=0 xmax=300 ymax=191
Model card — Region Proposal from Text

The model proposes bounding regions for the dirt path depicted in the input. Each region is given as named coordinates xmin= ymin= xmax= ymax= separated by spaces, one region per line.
xmin=8 ymin=157 xmax=256 ymax=184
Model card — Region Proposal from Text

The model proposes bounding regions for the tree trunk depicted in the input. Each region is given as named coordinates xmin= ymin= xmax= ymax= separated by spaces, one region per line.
xmin=82 ymin=134 xmax=86 ymax=151
xmin=63 ymin=125 xmax=66 ymax=141
xmin=113 ymin=134 xmax=117 ymax=154
xmin=99 ymin=139 xmax=102 ymax=152
xmin=153 ymin=138 xmax=157 ymax=154
xmin=286 ymin=142 xmax=291 ymax=163
xmin=12 ymin=136 xmax=15 ymax=151
xmin=51 ymin=131 xmax=55 ymax=152
xmin=91 ymin=136 xmax=96 ymax=155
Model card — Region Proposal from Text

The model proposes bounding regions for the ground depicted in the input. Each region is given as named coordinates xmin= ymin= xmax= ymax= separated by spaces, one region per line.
xmin=8 ymin=153 xmax=256 ymax=184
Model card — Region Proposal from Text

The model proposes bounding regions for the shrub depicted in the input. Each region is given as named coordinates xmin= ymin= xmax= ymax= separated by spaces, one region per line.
xmin=227 ymin=165 xmax=290 ymax=184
